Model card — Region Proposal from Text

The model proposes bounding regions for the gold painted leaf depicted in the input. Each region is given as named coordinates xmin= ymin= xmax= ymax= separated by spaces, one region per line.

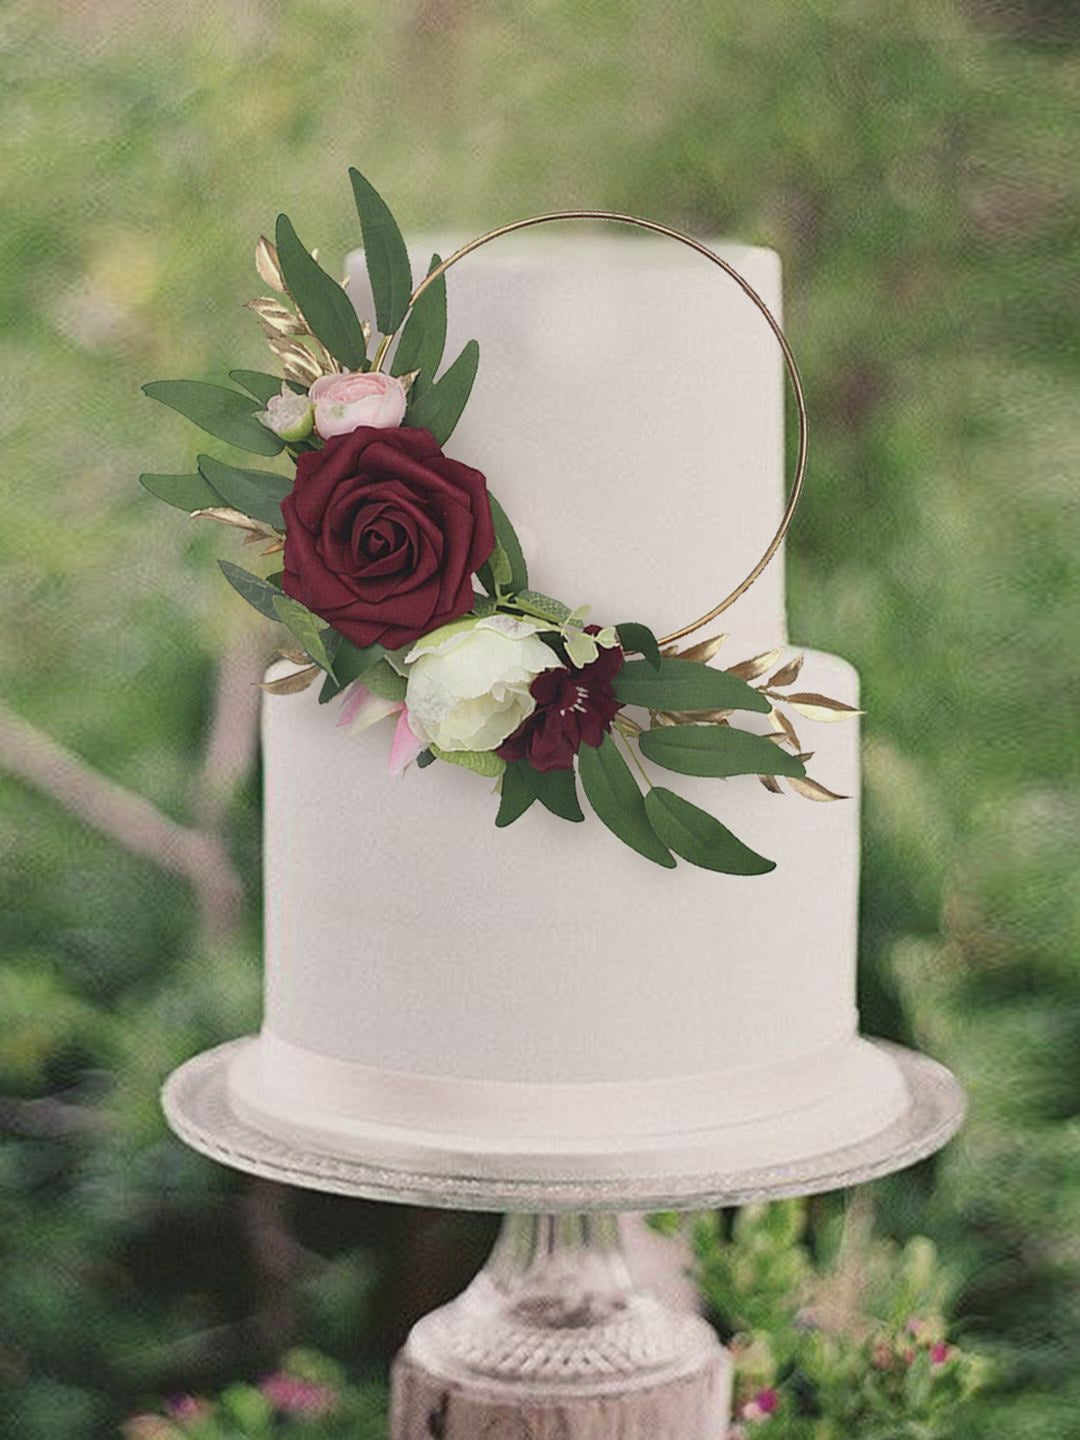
xmin=246 ymin=297 xmax=307 ymax=337
xmin=727 ymin=648 xmax=784 ymax=681
xmin=759 ymin=775 xmax=783 ymax=794
xmin=275 ymin=647 xmax=311 ymax=666
xmin=266 ymin=337 xmax=324 ymax=385
xmin=771 ymin=706 xmax=802 ymax=751
xmin=677 ymin=632 xmax=729 ymax=665
xmin=795 ymin=751 xmax=816 ymax=764
xmin=259 ymin=664 xmax=320 ymax=695
xmin=361 ymin=318 xmax=372 ymax=345
xmin=768 ymin=654 xmax=805 ymax=688
xmin=190 ymin=507 xmax=280 ymax=541
xmin=786 ymin=692 xmax=864 ymax=723
xmin=661 ymin=709 xmax=734 ymax=726
xmin=398 ymin=369 xmax=421 ymax=394
xmin=763 ymin=732 xmax=790 ymax=745
xmin=787 ymin=775 xmax=848 ymax=802
xmin=255 ymin=235 xmax=286 ymax=293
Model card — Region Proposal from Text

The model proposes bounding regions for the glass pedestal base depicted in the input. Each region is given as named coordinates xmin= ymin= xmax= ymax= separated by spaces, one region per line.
xmin=390 ymin=1213 xmax=730 ymax=1439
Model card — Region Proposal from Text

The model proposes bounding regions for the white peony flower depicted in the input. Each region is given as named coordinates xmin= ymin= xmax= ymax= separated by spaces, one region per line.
xmin=256 ymin=383 xmax=314 ymax=441
xmin=404 ymin=615 xmax=562 ymax=753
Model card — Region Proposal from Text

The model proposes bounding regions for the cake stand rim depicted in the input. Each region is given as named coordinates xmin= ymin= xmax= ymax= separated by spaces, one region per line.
xmin=161 ymin=1038 xmax=965 ymax=1212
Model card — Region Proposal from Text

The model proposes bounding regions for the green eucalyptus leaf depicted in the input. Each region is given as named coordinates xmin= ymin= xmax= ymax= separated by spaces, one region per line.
xmin=616 ymin=622 xmax=662 ymax=671
xmin=275 ymin=213 xmax=368 ymax=371
xmin=219 ymin=561 xmax=284 ymax=621
xmin=140 ymin=472 xmax=221 ymax=511
xmin=196 ymin=454 xmax=291 ymax=528
xmin=431 ymin=745 xmax=506 ymax=777
xmin=391 ymin=253 xmax=446 ymax=394
xmin=272 ymin=594 xmax=336 ymax=677
xmin=142 ymin=380 xmax=283 ymax=456
xmin=516 ymin=590 xmax=571 ymax=624
xmin=521 ymin=764 xmax=584 ymax=823
xmin=644 ymin=788 xmax=776 ymax=875
xmin=612 ymin=658 xmax=771 ymax=714
xmin=639 ymin=725 xmax=806 ymax=779
xmin=360 ymin=659 xmax=407 ymax=702
xmin=471 ymin=592 xmax=497 ymax=617
xmin=230 ymin=369 xmax=308 ymax=404
xmin=495 ymin=761 xmax=536 ymax=828
xmin=349 ymin=167 xmax=414 ymax=336
xmin=578 ymin=735 xmax=675 ymax=868
xmin=489 ymin=541 xmax=513 ymax=591
xmin=405 ymin=339 xmax=479 ymax=446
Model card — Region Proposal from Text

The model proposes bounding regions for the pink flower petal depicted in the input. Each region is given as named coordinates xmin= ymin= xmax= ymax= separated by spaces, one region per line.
xmin=338 ymin=682 xmax=404 ymax=734
xmin=389 ymin=706 xmax=425 ymax=776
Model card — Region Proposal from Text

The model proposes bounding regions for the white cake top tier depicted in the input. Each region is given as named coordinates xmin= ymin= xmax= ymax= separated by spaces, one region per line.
xmin=346 ymin=234 xmax=787 ymax=644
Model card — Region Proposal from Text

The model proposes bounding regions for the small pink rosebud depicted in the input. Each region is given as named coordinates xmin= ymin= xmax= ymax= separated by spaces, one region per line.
xmin=930 ymin=1341 xmax=952 ymax=1367
xmin=309 ymin=370 xmax=407 ymax=438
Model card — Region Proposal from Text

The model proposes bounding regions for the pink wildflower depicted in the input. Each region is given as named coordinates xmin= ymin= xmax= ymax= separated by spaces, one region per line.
xmin=260 ymin=1371 xmax=339 ymax=1416
xmin=930 ymin=1341 xmax=952 ymax=1367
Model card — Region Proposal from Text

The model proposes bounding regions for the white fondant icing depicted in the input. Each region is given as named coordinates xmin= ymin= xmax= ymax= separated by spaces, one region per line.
xmin=243 ymin=240 xmax=886 ymax=1167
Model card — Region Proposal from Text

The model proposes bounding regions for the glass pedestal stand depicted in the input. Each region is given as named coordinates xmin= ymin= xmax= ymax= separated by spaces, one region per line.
xmin=162 ymin=1038 xmax=966 ymax=1440
xmin=390 ymin=1212 xmax=729 ymax=1439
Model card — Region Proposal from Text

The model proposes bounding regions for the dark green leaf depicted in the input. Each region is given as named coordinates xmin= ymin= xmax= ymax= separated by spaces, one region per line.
xmin=272 ymin=594 xmax=336 ymax=677
xmin=142 ymin=381 xmax=283 ymax=456
xmin=140 ymin=472 xmax=221 ymax=511
xmin=196 ymin=455 xmax=292 ymax=528
xmin=219 ymin=561 xmax=284 ymax=620
xmin=471 ymin=592 xmax=497 ymax=617
xmin=639 ymin=725 xmax=806 ymax=779
xmin=495 ymin=762 xmax=536 ymax=828
xmin=317 ymin=638 xmax=388 ymax=703
xmin=405 ymin=339 xmax=479 ymax=446
xmin=230 ymin=370 xmax=308 ymax=404
xmin=391 ymin=253 xmax=446 ymax=394
xmin=275 ymin=213 xmax=368 ymax=371
xmin=348 ymin=167 xmax=413 ymax=335
xmin=578 ymin=736 xmax=676 ymax=868
xmin=416 ymin=748 xmax=436 ymax=769
xmin=520 ymin=764 xmax=584 ymax=823
xmin=487 ymin=493 xmax=527 ymax=594
xmin=612 ymin=658 xmax=771 ymax=714
xmin=616 ymin=622 xmax=662 ymax=671
xmin=645 ymin=788 xmax=776 ymax=875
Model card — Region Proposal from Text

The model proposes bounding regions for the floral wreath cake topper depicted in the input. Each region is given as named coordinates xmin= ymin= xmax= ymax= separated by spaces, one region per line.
xmin=141 ymin=169 xmax=859 ymax=875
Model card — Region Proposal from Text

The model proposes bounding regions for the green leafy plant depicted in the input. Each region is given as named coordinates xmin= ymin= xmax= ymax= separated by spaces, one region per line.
xmin=650 ymin=1201 xmax=989 ymax=1438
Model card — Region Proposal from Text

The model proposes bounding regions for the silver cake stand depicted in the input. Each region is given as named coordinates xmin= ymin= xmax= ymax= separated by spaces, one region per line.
xmin=163 ymin=1036 xmax=964 ymax=1439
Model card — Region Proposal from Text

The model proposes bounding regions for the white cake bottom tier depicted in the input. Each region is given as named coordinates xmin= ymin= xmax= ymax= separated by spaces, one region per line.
xmin=227 ymin=1032 xmax=909 ymax=1179
xmin=262 ymin=646 xmax=863 ymax=1102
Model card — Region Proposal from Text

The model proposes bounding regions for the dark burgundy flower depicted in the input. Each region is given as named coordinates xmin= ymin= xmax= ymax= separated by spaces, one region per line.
xmin=281 ymin=425 xmax=495 ymax=650
xmin=498 ymin=634 xmax=624 ymax=772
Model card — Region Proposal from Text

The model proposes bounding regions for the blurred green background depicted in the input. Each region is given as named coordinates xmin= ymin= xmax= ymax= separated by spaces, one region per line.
xmin=2 ymin=1 xmax=1077 ymax=1435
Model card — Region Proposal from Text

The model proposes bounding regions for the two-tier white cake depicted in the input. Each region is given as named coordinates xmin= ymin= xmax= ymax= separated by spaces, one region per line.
xmin=226 ymin=233 xmax=910 ymax=1181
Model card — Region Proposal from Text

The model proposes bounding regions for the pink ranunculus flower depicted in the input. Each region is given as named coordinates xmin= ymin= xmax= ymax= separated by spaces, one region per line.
xmin=309 ymin=370 xmax=407 ymax=438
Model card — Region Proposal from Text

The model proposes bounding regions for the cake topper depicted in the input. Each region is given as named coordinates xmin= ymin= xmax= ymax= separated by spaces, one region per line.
xmin=141 ymin=169 xmax=859 ymax=874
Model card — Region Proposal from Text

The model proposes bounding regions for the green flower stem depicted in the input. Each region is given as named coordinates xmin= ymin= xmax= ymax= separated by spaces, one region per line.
xmin=617 ymin=729 xmax=654 ymax=792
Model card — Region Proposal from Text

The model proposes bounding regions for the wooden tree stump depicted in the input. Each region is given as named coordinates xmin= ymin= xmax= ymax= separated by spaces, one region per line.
xmin=391 ymin=1344 xmax=731 ymax=1439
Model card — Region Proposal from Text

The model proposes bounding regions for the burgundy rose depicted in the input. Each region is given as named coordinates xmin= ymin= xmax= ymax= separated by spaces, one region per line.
xmin=281 ymin=426 xmax=495 ymax=650
xmin=498 ymin=635 xmax=624 ymax=772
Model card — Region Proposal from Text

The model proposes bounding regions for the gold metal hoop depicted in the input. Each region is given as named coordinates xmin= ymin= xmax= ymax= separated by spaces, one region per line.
xmin=370 ymin=211 xmax=807 ymax=649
